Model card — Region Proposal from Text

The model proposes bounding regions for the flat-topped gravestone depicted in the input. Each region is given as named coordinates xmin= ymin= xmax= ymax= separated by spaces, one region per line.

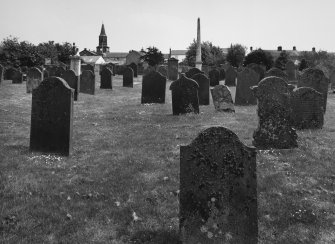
xmin=168 ymin=58 xmax=179 ymax=81
xmin=185 ymin=67 xmax=204 ymax=79
xmin=123 ymin=67 xmax=134 ymax=87
xmin=225 ymin=65 xmax=237 ymax=86
xmin=235 ymin=68 xmax=260 ymax=105
xmin=27 ymin=67 xmax=42 ymax=93
xmin=219 ymin=68 xmax=225 ymax=81
xmin=61 ymin=70 xmax=79 ymax=101
xmin=297 ymin=68 xmax=328 ymax=113
xmin=141 ymin=71 xmax=166 ymax=103
xmin=12 ymin=69 xmax=23 ymax=84
xmin=180 ymin=127 xmax=258 ymax=244
xmin=80 ymin=70 xmax=95 ymax=95
xmin=192 ymin=73 xmax=210 ymax=105
xmin=30 ymin=77 xmax=74 ymax=156
xmin=170 ymin=74 xmax=199 ymax=115
xmin=251 ymin=76 xmax=297 ymax=149
xmin=247 ymin=63 xmax=265 ymax=81
xmin=157 ymin=65 xmax=167 ymax=77
xmin=211 ymin=85 xmax=235 ymax=112
xmin=265 ymin=67 xmax=288 ymax=81
xmin=209 ymin=69 xmax=220 ymax=87
xmin=0 ymin=64 xmax=4 ymax=83
xmin=100 ymin=68 xmax=113 ymax=89
xmin=129 ymin=63 xmax=137 ymax=77
xmin=290 ymin=87 xmax=324 ymax=129
xmin=285 ymin=60 xmax=296 ymax=81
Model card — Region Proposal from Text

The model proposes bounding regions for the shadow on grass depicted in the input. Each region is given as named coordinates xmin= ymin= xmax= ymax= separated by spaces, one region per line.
xmin=130 ymin=229 xmax=181 ymax=244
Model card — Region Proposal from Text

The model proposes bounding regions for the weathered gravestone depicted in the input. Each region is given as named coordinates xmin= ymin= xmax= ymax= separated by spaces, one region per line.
xmin=247 ymin=63 xmax=265 ymax=81
xmin=290 ymin=87 xmax=324 ymax=129
xmin=209 ymin=69 xmax=220 ymax=87
xmin=192 ymin=73 xmax=210 ymax=105
xmin=27 ymin=67 xmax=42 ymax=93
xmin=157 ymin=65 xmax=167 ymax=77
xmin=330 ymin=70 xmax=335 ymax=91
xmin=57 ymin=66 xmax=66 ymax=77
xmin=0 ymin=64 xmax=3 ymax=83
xmin=30 ymin=77 xmax=73 ymax=156
xmin=123 ymin=67 xmax=134 ymax=87
xmin=185 ymin=67 xmax=204 ymax=79
xmin=81 ymin=64 xmax=94 ymax=73
xmin=180 ymin=127 xmax=258 ymax=244
xmin=61 ymin=70 xmax=79 ymax=101
xmin=297 ymin=68 xmax=328 ymax=113
xmin=211 ymin=85 xmax=235 ymax=112
xmin=141 ymin=71 xmax=166 ymax=103
xmin=264 ymin=67 xmax=288 ymax=81
xmin=285 ymin=60 xmax=296 ymax=82
xmin=80 ymin=70 xmax=95 ymax=95
xmin=170 ymin=74 xmax=199 ymax=115
xmin=129 ymin=63 xmax=137 ymax=78
xmin=46 ymin=66 xmax=57 ymax=77
xmin=4 ymin=67 xmax=16 ymax=80
xmin=225 ymin=65 xmax=237 ymax=86
xmin=12 ymin=69 xmax=23 ymax=84
xmin=168 ymin=57 xmax=179 ymax=81
xmin=235 ymin=68 xmax=260 ymax=105
xmin=100 ymin=68 xmax=113 ymax=89
xmin=219 ymin=68 xmax=225 ymax=81
xmin=251 ymin=76 xmax=297 ymax=149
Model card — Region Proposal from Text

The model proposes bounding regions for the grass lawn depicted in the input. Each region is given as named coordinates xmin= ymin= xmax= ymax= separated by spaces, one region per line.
xmin=0 ymin=76 xmax=334 ymax=243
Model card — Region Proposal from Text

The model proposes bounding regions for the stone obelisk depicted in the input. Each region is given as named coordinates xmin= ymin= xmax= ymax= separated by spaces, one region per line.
xmin=195 ymin=18 xmax=202 ymax=70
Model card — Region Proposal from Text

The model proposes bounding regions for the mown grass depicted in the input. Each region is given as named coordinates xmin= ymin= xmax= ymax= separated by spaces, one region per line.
xmin=0 ymin=76 xmax=334 ymax=243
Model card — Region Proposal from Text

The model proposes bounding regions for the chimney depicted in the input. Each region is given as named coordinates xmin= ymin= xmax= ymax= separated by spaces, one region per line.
xmin=293 ymin=46 xmax=296 ymax=51
xmin=312 ymin=47 xmax=316 ymax=52
xmin=250 ymin=46 xmax=253 ymax=51
xmin=277 ymin=46 xmax=282 ymax=51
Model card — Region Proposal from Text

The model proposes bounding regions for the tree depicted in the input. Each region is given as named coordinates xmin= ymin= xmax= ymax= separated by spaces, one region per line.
xmin=140 ymin=46 xmax=164 ymax=67
xmin=243 ymin=49 xmax=274 ymax=70
xmin=274 ymin=51 xmax=289 ymax=70
xmin=226 ymin=44 xmax=246 ymax=67
xmin=56 ymin=42 xmax=74 ymax=64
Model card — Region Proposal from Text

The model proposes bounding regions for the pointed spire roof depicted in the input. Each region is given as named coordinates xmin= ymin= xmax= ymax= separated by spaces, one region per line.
xmin=100 ymin=23 xmax=106 ymax=36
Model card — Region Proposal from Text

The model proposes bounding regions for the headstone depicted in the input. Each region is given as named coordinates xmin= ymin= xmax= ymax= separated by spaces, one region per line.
xmin=80 ymin=70 xmax=95 ymax=95
xmin=56 ymin=66 xmax=65 ymax=77
xmin=26 ymin=67 xmax=42 ymax=93
xmin=209 ymin=69 xmax=220 ymax=87
xmin=100 ymin=68 xmax=113 ymax=89
xmin=43 ymin=70 xmax=49 ymax=79
xmin=181 ymin=65 xmax=190 ymax=73
xmin=225 ymin=65 xmax=237 ymax=86
xmin=123 ymin=67 xmax=134 ymax=88
xmin=247 ymin=63 xmax=265 ymax=81
xmin=219 ymin=68 xmax=225 ymax=81
xmin=4 ymin=67 xmax=16 ymax=80
xmin=12 ymin=69 xmax=23 ymax=84
xmin=141 ymin=71 xmax=166 ymax=103
xmin=107 ymin=63 xmax=116 ymax=76
xmin=235 ymin=68 xmax=260 ymax=105
xmin=211 ymin=85 xmax=235 ymax=112
xmin=168 ymin=57 xmax=179 ymax=81
xmin=61 ymin=70 xmax=79 ymax=101
xmin=290 ymin=87 xmax=324 ymax=129
xmin=201 ymin=65 xmax=210 ymax=76
xmin=47 ymin=66 xmax=58 ymax=77
xmin=0 ymin=64 xmax=4 ymax=83
xmin=297 ymin=68 xmax=328 ymax=113
xmin=180 ymin=127 xmax=258 ymax=244
xmin=251 ymin=76 xmax=297 ymax=149
xmin=330 ymin=70 xmax=335 ymax=91
xmin=185 ymin=67 xmax=204 ymax=79
xmin=264 ymin=67 xmax=288 ymax=81
xmin=157 ymin=65 xmax=167 ymax=77
xmin=170 ymin=74 xmax=199 ymax=115
xmin=81 ymin=64 xmax=94 ymax=73
xmin=30 ymin=77 xmax=74 ymax=156
xmin=129 ymin=63 xmax=137 ymax=77
xmin=285 ymin=60 xmax=296 ymax=81
xmin=192 ymin=73 xmax=210 ymax=105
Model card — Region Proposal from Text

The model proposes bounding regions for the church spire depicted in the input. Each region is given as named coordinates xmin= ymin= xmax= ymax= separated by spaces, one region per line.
xmin=100 ymin=23 xmax=106 ymax=36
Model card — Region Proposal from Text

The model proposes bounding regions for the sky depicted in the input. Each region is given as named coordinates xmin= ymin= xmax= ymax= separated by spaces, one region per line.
xmin=1 ymin=0 xmax=334 ymax=53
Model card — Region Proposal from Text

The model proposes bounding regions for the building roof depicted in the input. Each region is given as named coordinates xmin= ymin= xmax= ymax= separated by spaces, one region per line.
xmin=104 ymin=52 xmax=128 ymax=58
xmin=100 ymin=23 xmax=106 ymax=36
xmin=79 ymin=49 xmax=98 ymax=56
xmin=171 ymin=50 xmax=187 ymax=55
xmin=81 ymin=56 xmax=105 ymax=64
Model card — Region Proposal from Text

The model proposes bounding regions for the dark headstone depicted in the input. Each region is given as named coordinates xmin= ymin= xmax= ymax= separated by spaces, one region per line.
xmin=265 ymin=67 xmax=288 ymax=81
xmin=80 ymin=70 xmax=95 ymax=95
xmin=123 ymin=67 xmax=134 ymax=88
xmin=251 ymin=76 xmax=297 ymax=149
xmin=201 ymin=65 xmax=210 ymax=76
xmin=61 ymin=70 xmax=79 ymax=101
xmin=235 ymin=68 xmax=260 ymax=105
xmin=4 ymin=67 xmax=16 ymax=80
xmin=168 ymin=58 xmax=179 ymax=81
xmin=219 ymin=68 xmax=225 ymax=81
xmin=56 ymin=66 xmax=65 ymax=77
xmin=180 ymin=127 xmax=258 ymax=244
xmin=107 ymin=63 xmax=116 ymax=76
xmin=157 ymin=65 xmax=167 ymax=77
xmin=43 ymin=70 xmax=49 ymax=79
xmin=129 ymin=63 xmax=137 ymax=77
xmin=100 ymin=68 xmax=113 ymax=89
xmin=81 ymin=64 xmax=94 ymax=73
xmin=290 ymin=87 xmax=324 ymax=129
xmin=285 ymin=60 xmax=296 ymax=81
xmin=12 ymin=69 xmax=23 ymax=84
xmin=192 ymin=73 xmax=210 ymax=105
xmin=211 ymin=85 xmax=235 ymax=112
xmin=27 ymin=67 xmax=42 ymax=93
xmin=170 ymin=74 xmax=199 ymax=115
xmin=185 ymin=67 xmax=204 ymax=79
xmin=247 ymin=63 xmax=265 ymax=81
xmin=330 ymin=71 xmax=335 ymax=90
xmin=0 ymin=64 xmax=3 ymax=83
xmin=47 ymin=66 xmax=58 ymax=77
xmin=141 ymin=71 xmax=166 ymax=104
xmin=30 ymin=77 xmax=74 ymax=156
xmin=209 ymin=69 xmax=220 ymax=87
xmin=225 ymin=65 xmax=237 ymax=86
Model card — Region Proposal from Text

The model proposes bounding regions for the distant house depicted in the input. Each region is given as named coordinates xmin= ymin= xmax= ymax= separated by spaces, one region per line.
xmin=79 ymin=48 xmax=98 ymax=56
xmin=80 ymin=56 xmax=105 ymax=65
xmin=103 ymin=52 xmax=128 ymax=65
xmin=126 ymin=50 xmax=144 ymax=65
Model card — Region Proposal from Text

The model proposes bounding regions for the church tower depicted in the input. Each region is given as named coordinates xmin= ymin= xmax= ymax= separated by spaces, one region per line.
xmin=96 ymin=23 xmax=110 ymax=54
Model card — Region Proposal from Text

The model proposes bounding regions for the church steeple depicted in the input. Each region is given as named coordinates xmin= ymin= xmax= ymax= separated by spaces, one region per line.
xmin=100 ymin=23 xmax=106 ymax=36
xmin=96 ymin=23 xmax=109 ymax=54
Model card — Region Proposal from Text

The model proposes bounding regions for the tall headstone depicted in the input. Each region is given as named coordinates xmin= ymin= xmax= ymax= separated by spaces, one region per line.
xmin=251 ymin=76 xmax=297 ymax=149
xmin=26 ymin=67 xmax=42 ymax=93
xmin=247 ymin=63 xmax=265 ymax=81
xmin=129 ymin=63 xmax=137 ymax=78
xmin=290 ymin=87 xmax=324 ymax=129
xmin=43 ymin=70 xmax=49 ymax=79
xmin=219 ymin=68 xmax=225 ymax=81
xmin=0 ymin=64 xmax=4 ymax=83
xmin=168 ymin=57 xmax=179 ymax=81
xmin=81 ymin=64 xmax=94 ymax=73
xmin=180 ymin=127 xmax=258 ymax=244
xmin=141 ymin=71 xmax=166 ymax=103
xmin=235 ymin=68 xmax=260 ymax=105
xmin=209 ymin=69 xmax=220 ymax=87
xmin=12 ymin=69 xmax=23 ymax=84
xmin=170 ymin=74 xmax=199 ymax=115
xmin=157 ymin=65 xmax=167 ymax=77
xmin=192 ymin=73 xmax=210 ymax=105
xmin=330 ymin=70 xmax=335 ymax=91
xmin=4 ymin=67 xmax=16 ymax=80
xmin=285 ymin=60 xmax=296 ymax=82
xmin=225 ymin=65 xmax=237 ymax=86
xmin=195 ymin=18 xmax=202 ymax=70
xmin=185 ymin=67 xmax=204 ymax=79
xmin=100 ymin=68 xmax=113 ymax=89
xmin=61 ymin=70 xmax=79 ymax=101
xmin=123 ymin=67 xmax=134 ymax=88
xmin=265 ymin=67 xmax=288 ymax=81
xmin=30 ymin=77 xmax=73 ymax=156
xmin=211 ymin=85 xmax=235 ymax=112
xmin=80 ymin=70 xmax=95 ymax=95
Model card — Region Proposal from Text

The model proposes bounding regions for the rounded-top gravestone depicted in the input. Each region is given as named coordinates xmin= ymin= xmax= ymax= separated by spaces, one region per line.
xmin=235 ymin=67 xmax=260 ymax=105
xmin=129 ymin=63 xmax=138 ymax=77
xmin=123 ymin=67 xmax=134 ymax=88
xmin=265 ymin=67 xmax=288 ymax=81
xmin=100 ymin=67 xmax=113 ymax=89
xmin=211 ymin=85 xmax=235 ymax=112
xmin=185 ymin=67 xmax=204 ymax=79
xmin=61 ymin=70 xmax=79 ymax=101
xmin=80 ymin=70 xmax=95 ymax=95
xmin=27 ymin=67 xmax=43 ymax=93
xmin=247 ymin=63 xmax=265 ymax=81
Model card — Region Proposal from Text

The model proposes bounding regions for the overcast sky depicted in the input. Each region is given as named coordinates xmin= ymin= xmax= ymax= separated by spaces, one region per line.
xmin=1 ymin=0 xmax=334 ymax=53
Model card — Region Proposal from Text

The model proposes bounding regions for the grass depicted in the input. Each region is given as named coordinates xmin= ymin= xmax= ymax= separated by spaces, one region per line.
xmin=0 ymin=76 xmax=335 ymax=243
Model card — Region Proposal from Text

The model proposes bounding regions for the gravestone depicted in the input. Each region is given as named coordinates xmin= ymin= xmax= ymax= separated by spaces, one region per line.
xmin=211 ymin=85 xmax=235 ymax=112
xmin=47 ymin=66 xmax=58 ymax=77
xmin=56 ymin=66 xmax=65 ymax=77
xmin=264 ymin=67 xmax=288 ymax=81
xmin=185 ymin=67 xmax=204 ymax=79
xmin=330 ymin=70 xmax=335 ymax=91
xmin=180 ymin=127 xmax=258 ymax=244
xmin=43 ymin=70 xmax=49 ymax=79
xmin=129 ymin=63 xmax=137 ymax=77
xmin=27 ymin=67 xmax=42 ymax=93
xmin=157 ymin=65 xmax=167 ymax=77
xmin=181 ymin=65 xmax=190 ymax=73
xmin=225 ymin=65 xmax=237 ymax=86
xmin=285 ymin=60 xmax=296 ymax=81
xmin=0 ymin=64 xmax=3 ymax=83
xmin=201 ymin=65 xmax=210 ymax=76
xmin=219 ymin=68 xmax=225 ymax=81
xmin=247 ymin=63 xmax=265 ymax=81
xmin=12 ymin=69 xmax=23 ymax=84
xmin=192 ymin=73 xmax=210 ymax=105
xmin=251 ymin=76 xmax=297 ymax=149
xmin=80 ymin=70 xmax=95 ymax=95
xmin=297 ymin=68 xmax=328 ymax=113
xmin=81 ymin=64 xmax=94 ymax=73
xmin=61 ymin=70 xmax=79 ymax=101
xmin=170 ymin=74 xmax=199 ymax=115
xmin=30 ymin=77 xmax=73 ymax=156
xmin=123 ymin=67 xmax=134 ymax=87
xmin=141 ymin=71 xmax=166 ymax=103
xmin=209 ymin=69 xmax=220 ymax=87
xmin=290 ymin=87 xmax=324 ymax=129
xmin=4 ymin=67 xmax=15 ymax=80
xmin=107 ymin=63 xmax=116 ymax=76
xmin=235 ymin=68 xmax=260 ymax=105
xmin=168 ymin=57 xmax=179 ymax=81
xmin=100 ymin=68 xmax=113 ymax=89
